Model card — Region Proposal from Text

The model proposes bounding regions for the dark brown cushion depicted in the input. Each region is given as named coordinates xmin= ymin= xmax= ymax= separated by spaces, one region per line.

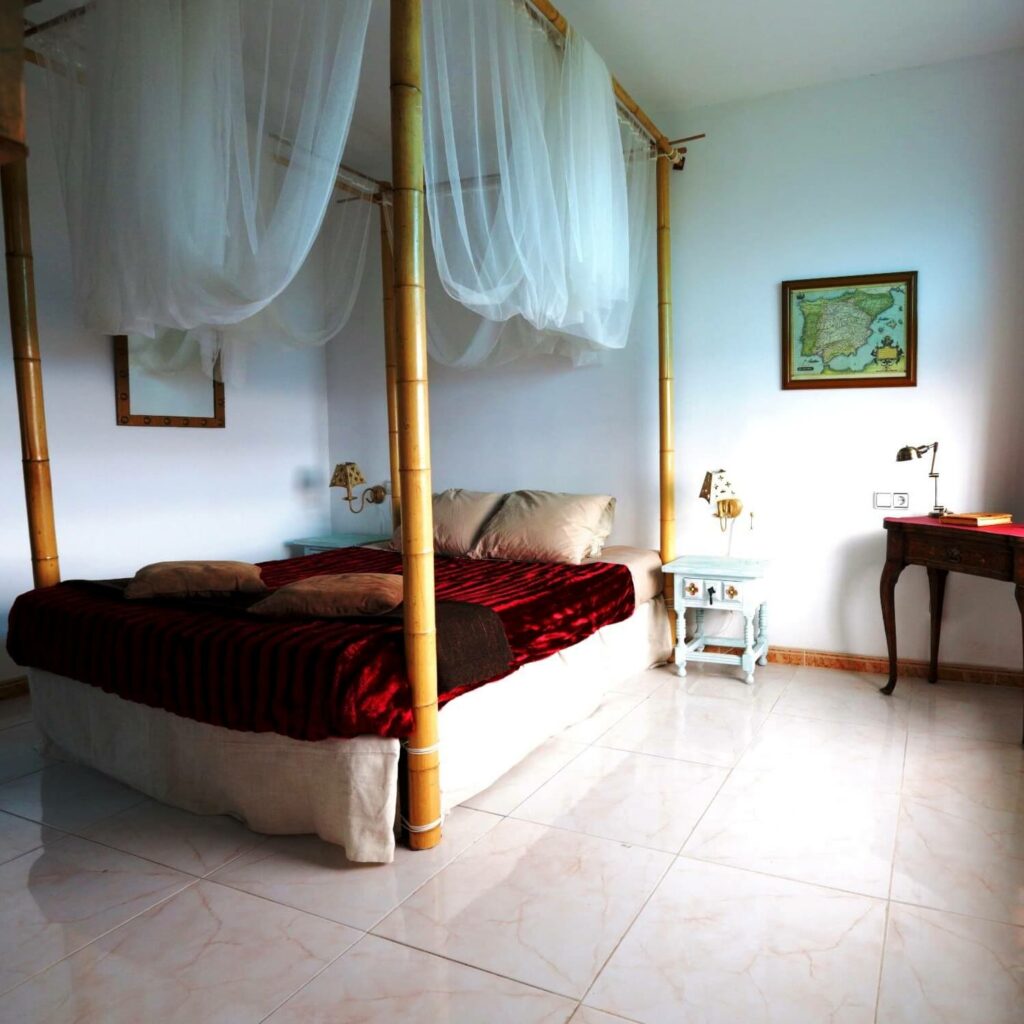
xmin=249 ymin=573 xmax=404 ymax=618
xmin=124 ymin=560 xmax=267 ymax=600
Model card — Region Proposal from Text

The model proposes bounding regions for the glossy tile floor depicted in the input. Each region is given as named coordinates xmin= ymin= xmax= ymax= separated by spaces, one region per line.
xmin=0 ymin=665 xmax=1022 ymax=1023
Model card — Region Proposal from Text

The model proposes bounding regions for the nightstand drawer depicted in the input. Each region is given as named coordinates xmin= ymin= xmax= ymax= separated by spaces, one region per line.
xmin=717 ymin=580 xmax=744 ymax=605
xmin=680 ymin=578 xmax=705 ymax=601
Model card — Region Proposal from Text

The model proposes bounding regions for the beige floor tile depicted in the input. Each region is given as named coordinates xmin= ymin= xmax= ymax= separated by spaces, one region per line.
xmin=513 ymin=745 xmax=726 ymax=852
xmin=891 ymin=796 xmax=1024 ymax=926
xmin=558 ymin=692 xmax=647 ymax=745
xmin=676 ymin=662 xmax=793 ymax=711
xmin=267 ymin=934 xmax=576 ymax=1023
xmin=683 ymin=769 xmax=901 ymax=898
xmin=587 ymin=859 xmax=886 ymax=1024
xmin=0 ymin=880 xmax=359 ymax=1024
xmin=737 ymin=713 xmax=906 ymax=793
xmin=571 ymin=1008 xmax=638 ymax=1024
xmin=902 ymin=731 xmax=1024 ymax=815
xmin=211 ymin=806 xmax=498 ymax=930
xmin=0 ymin=762 xmax=146 ymax=832
xmin=0 ymin=835 xmax=192 ymax=995
xmin=464 ymin=738 xmax=587 ymax=815
xmin=80 ymin=799 xmax=263 ymax=876
xmin=0 ymin=722 xmax=50 ymax=784
xmin=0 ymin=809 xmax=61 ymax=866
xmin=773 ymin=668 xmax=914 ymax=727
xmin=877 ymin=903 xmax=1024 ymax=1023
xmin=0 ymin=694 xmax=32 ymax=730
xmin=599 ymin=691 xmax=767 ymax=767
xmin=608 ymin=666 xmax=676 ymax=698
xmin=909 ymin=689 xmax=1023 ymax=744
xmin=375 ymin=818 xmax=671 ymax=999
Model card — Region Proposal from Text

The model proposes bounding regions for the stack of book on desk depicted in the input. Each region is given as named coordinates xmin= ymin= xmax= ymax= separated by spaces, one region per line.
xmin=939 ymin=512 xmax=1014 ymax=527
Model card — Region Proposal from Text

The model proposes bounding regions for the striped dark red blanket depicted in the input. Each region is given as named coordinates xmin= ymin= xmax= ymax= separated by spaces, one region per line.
xmin=6 ymin=547 xmax=635 ymax=741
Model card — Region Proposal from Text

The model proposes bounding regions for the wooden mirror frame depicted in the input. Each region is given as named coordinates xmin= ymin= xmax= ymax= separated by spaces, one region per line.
xmin=113 ymin=336 xmax=225 ymax=428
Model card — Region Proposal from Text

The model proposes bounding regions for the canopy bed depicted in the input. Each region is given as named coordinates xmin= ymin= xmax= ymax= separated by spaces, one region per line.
xmin=3 ymin=0 xmax=684 ymax=860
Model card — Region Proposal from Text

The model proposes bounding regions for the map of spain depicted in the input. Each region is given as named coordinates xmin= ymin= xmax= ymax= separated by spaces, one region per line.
xmin=789 ymin=281 xmax=909 ymax=381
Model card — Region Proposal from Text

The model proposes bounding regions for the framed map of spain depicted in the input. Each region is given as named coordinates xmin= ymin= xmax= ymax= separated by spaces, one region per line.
xmin=781 ymin=271 xmax=917 ymax=390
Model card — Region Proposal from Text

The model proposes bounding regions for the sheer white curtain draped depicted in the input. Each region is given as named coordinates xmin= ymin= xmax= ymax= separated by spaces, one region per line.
xmin=421 ymin=0 xmax=650 ymax=367
xmin=40 ymin=0 xmax=372 ymax=376
xmin=424 ymin=122 xmax=655 ymax=368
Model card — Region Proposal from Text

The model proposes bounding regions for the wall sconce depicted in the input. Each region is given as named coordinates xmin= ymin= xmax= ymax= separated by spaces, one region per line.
xmin=699 ymin=469 xmax=744 ymax=532
xmin=895 ymin=442 xmax=948 ymax=517
xmin=330 ymin=461 xmax=386 ymax=513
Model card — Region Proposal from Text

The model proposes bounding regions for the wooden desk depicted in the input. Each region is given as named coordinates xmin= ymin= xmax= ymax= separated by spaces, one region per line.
xmin=879 ymin=516 xmax=1024 ymax=740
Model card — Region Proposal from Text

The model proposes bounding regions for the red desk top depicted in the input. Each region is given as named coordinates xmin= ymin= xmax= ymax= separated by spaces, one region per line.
xmin=885 ymin=515 xmax=1024 ymax=539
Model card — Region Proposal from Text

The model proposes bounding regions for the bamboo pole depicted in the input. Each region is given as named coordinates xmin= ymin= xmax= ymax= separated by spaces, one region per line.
xmin=656 ymin=154 xmax=676 ymax=631
xmin=529 ymin=0 xmax=683 ymax=168
xmin=3 ymin=156 xmax=60 ymax=588
xmin=391 ymin=0 xmax=440 ymax=850
xmin=379 ymin=204 xmax=402 ymax=531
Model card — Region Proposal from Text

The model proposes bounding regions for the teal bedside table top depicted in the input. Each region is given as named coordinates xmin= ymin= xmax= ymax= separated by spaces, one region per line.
xmin=662 ymin=554 xmax=768 ymax=580
xmin=287 ymin=533 xmax=389 ymax=551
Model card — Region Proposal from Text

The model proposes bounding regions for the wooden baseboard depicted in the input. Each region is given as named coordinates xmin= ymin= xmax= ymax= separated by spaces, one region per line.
xmin=766 ymin=647 xmax=1023 ymax=688
xmin=0 ymin=676 xmax=28 ymax=700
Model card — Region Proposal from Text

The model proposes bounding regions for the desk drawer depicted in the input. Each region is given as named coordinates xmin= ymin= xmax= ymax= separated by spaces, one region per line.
xmin=905 ymin=533 xmax=1012 ymax=579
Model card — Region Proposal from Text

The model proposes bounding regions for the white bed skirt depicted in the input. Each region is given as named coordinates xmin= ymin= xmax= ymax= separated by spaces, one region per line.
xmin=29 ymin=598 xmax=670 ymax=863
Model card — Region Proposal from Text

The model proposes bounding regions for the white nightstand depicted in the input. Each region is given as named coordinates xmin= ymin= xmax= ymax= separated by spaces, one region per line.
xmin=286 ymin=533 xmax=389 ymax=556
xmin=662 ymin=554 xmax=769 ymax=683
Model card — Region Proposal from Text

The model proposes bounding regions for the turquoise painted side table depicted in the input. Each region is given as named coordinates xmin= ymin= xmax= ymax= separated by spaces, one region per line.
xmin=662 ymin=554 xmax=769 ymax=683
xmin=286 ymin=533 xmax=389 ymax=556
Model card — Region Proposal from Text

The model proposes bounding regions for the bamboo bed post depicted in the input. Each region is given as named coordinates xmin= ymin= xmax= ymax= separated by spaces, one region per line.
xmin=656 ymin=154 xmax=676 ymax=626
xmin=379 ymin=203 xmax=402 ymax=531
xmin=391 ymin=0 xmax=441 ymax=850
xmin=1 ymin=4 xmax=60 ymax=591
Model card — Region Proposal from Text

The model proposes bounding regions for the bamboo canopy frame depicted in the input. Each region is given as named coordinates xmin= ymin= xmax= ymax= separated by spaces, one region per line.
xmin=8 ymin=0 xmax=681 ymax=851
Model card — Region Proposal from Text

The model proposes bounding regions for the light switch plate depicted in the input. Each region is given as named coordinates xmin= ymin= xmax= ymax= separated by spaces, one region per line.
xmin=893 ymin=492 xmax=910 ymax=509
xmin=874 ymin=492 xmax=893 ymax=509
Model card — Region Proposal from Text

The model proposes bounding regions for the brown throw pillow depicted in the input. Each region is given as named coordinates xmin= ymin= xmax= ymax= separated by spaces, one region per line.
xmin=125 ymin=560 xmax=268 ymax=600
xmin=249 ymin=573 xmax=404 ymax=618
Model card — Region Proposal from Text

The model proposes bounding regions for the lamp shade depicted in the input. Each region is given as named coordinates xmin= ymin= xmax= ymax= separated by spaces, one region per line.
xmin=895 ymin=446 xmax=916 ymax=462
xmin=330 ymin=462 xmax=366 ymax=489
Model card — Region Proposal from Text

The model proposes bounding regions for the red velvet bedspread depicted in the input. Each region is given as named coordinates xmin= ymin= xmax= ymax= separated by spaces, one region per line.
xmin=6 ymin=547 xmax=635 ymax=741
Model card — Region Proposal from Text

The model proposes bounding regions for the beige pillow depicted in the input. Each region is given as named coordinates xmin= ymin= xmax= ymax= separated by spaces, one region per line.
xmin=125 ymin=560 xmax=267 ymax=600
xmin=393 ymin=489 xmax=504 ymax=557
xmin=469 ymin=490 xmax=616 ymax=565
xmin=249 ymin=573 xmax=404 ymax=618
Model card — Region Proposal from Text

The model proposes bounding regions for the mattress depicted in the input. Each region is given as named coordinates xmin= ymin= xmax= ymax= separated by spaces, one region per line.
xmin=8 ymin=547 xmax=637 ymax=741
xmin=29 ymin=598 xmax=671 ymax=863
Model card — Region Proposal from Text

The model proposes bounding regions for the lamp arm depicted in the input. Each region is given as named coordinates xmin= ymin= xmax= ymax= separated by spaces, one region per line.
xmin=928 ymin=442 xmax=939 ymax=477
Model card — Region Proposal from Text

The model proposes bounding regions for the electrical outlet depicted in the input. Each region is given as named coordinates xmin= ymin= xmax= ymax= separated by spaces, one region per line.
xmin=873 ymin=492 xmax=892 ymax=509
xmin=893 ymin=492 xmax=910 ymax=509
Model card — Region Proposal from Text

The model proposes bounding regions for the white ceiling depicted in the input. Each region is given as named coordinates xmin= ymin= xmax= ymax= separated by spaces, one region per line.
xmin=555 ymin=0 xmax=1024 ymax=123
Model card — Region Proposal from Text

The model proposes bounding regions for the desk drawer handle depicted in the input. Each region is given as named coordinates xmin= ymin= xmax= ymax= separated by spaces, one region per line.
xmin=686 ymin=583 xmax=699 ymax=597
xmin=726 ymin=585 xmax=738 ymax=599
xmin=946 ymin=546 xmax=961 ymax=563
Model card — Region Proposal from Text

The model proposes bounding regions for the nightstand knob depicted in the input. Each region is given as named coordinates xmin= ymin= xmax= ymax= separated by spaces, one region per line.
xmin=726 ymin=585 xmax=738 ymax=599
xmin=686 ymin=583 xmax=699 ymax=597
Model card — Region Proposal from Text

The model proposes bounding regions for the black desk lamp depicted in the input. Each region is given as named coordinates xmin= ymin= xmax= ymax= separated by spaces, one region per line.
xmin=896 ymin=442 xmax=948 ymax=517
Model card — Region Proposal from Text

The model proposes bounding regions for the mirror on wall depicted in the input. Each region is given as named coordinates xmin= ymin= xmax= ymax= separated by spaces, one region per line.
xmin=113 ymin=332 xmax=225 ymax=428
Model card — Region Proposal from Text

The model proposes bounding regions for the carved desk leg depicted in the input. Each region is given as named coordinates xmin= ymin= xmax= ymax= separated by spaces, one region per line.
xmin=927 ymin=568 xmax=948 ymax=685
xmin=879 ymin=557 xmax=905 ymax=695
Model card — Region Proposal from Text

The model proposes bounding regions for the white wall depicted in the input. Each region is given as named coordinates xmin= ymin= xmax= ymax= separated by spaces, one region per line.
xmin=668 ymin=48 xmax=1024 ymax=667
xmin=330 ymin=48 xmax=1024 ymax=670
xmin=0 ymin=66 xmax=332 ymax=680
